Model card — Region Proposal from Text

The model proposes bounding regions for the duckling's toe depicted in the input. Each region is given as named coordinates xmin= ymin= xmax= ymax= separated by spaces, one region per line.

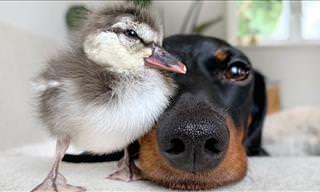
xmin=31 ymin=173 xmax=86 ymax=192
xmin=106 ymin=161 xmax=143 ymax=182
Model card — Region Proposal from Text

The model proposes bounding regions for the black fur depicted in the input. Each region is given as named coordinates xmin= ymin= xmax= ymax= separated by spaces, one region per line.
xmin=245 ymin=71 xmax=268 ymax=156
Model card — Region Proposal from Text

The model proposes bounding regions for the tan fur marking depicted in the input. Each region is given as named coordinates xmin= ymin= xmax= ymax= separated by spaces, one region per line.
xmin=215 ymin=49 xmax=227 ymax=62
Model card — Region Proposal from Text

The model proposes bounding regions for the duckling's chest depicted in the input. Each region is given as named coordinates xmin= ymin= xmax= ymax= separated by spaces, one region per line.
xmin=73 ymin=71 xmax=174 ymax=153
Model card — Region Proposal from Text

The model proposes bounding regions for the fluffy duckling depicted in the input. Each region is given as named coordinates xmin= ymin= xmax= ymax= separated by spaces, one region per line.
xmin=32 ymin=4 xmax=185 ymax=192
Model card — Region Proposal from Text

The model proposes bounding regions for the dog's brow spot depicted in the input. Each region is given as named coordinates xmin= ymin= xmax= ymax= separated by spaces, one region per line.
xmin=215 ymin=49 xmax=227 ymax=62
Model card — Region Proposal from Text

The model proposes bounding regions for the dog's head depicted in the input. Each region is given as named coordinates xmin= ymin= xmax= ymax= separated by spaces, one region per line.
xmin=138 ymin=35 xmax=267 ymax=190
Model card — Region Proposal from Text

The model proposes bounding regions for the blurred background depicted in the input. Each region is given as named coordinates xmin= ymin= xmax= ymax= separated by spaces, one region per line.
xmin=0 ymin=1 xmax=320 ymax=153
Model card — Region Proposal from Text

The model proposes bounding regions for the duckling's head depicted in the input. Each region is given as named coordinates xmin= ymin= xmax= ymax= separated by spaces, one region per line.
xmin=82 ymin=4 xmax=185 ymax=74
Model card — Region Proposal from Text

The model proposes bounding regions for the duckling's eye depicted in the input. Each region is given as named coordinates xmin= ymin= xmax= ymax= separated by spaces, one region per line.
xmin=224 ymin=62 xmax=250 ymax=81
xmin=124 ymin=29 xmax=138 ymax=39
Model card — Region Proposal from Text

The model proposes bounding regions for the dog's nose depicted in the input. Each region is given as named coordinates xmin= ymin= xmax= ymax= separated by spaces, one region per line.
xmin=157 ymin=115 xmax=229 ymax=172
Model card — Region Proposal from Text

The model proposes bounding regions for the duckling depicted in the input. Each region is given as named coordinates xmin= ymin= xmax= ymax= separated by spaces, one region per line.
xmin=31 ymin=4 xmax=186 ymax=192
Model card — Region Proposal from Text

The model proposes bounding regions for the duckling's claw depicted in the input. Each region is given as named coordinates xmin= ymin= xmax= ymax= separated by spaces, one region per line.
xmin=106 ymin=161 xmax=142 ymax=182
xmin=106 ymin=148 xmax=143 ymax=182
xmin=31 ymin=173 xmax=86 ymax=192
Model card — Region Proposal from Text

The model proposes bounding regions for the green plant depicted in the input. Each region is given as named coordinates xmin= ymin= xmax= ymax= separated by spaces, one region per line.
xmin=192 ymin=16 xmax=223 ymax=34
xmin=127 ymin=0 xmax=152 ymax=7
xmin=66 ymin=5 xmax=90 ymax=31
xmin=66 ymin=0 xmax=152 ymax=31
xmin=238 ymin=0 xmax=283 ymax=37
xmin=180 ymin=1 xmax=223 ymax=35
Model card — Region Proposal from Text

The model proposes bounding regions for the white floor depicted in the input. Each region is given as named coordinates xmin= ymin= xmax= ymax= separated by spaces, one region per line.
xmin=1 ymin=141 xmax=320 ymax=191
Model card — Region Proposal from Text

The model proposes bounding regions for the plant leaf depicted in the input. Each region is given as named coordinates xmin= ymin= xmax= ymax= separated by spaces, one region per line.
xmin=66 ymin=5 xmax=90 ymax=31
xmin=192 ymin=16 xmax=223 ymax=34
xmin=127 ymin=0 xmax=152 ymax=7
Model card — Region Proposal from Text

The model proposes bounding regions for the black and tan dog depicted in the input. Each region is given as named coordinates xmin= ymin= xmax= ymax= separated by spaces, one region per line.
xmin=64 ymin=35 xmax=268 ymax=190
xmin=138 ymin=35 xmax=267 ymax=190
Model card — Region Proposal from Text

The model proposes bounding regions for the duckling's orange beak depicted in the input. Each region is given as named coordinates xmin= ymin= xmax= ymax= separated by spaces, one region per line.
xmin=145 ymin=46 xmax=187 ymax=74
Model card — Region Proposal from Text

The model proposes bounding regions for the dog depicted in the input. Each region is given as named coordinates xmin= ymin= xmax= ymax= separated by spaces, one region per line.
xmin=138 ymin=35 xmax=268 ymax=190
xmin=63 ymin=35 xmax=268 ymax=190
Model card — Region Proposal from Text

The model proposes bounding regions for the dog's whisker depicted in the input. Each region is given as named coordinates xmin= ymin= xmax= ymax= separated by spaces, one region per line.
xmin=222 ymin=105 xmax=233 ymax=114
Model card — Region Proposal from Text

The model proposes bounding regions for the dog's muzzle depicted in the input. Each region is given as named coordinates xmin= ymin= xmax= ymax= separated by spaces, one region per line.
xmin=157 ymin=107 xmax=229 ymax=172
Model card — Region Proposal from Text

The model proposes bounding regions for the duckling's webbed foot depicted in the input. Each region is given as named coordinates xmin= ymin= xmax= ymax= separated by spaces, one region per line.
xmin=32 ymin=172 xmax=85 ymax=192
xmin=106 ymin=148 xmax=142 ymax=182
xmin=31 ymin=136 xmax=86 ymax=192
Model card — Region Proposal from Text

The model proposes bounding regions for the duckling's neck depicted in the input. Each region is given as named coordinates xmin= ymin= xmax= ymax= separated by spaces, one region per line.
xmin=105 ymin=64 xmax=146 ymax=77
xmin=110 ymin=67 xmax=161 ymax=86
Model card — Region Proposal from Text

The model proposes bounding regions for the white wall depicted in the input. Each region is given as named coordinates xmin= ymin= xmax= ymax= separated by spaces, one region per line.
xmin=0 ymin=1 xmax=226 ymax=44
xmin=0 ymin=2 xmax=70 ymax=45
xmin=240 ymin=46 xmax=320 ymax=109
xmin=0 ymin=23 xmax=54 ymax=149
xmin=0 ymin=1 xmax=121 ymax=45
xmin=152 ymin=1 xmax=225 ymax=39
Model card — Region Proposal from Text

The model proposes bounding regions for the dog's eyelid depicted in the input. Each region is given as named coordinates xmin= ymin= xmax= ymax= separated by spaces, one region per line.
xmin=228 ymin=58 xmax=249 ymax=67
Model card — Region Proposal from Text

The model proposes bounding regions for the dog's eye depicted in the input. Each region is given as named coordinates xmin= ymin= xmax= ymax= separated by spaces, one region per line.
xmin=124 ymin=29 xmax=139 ymax=39
xmin=224 ymin=63 xmax=250 ymax=81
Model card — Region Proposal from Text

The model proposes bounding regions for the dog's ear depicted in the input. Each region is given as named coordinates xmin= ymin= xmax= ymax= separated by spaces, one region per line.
xmin=245 ymin=70 xmax=269 ymax=156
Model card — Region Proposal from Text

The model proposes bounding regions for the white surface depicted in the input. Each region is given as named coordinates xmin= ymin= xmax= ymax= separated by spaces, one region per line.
xmin=1 ymin=141 xmax=320 ymax=191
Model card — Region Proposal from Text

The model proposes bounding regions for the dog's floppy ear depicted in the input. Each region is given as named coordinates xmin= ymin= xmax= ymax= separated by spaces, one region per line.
xmin=245 ymin=70 xmax=269 ymax=156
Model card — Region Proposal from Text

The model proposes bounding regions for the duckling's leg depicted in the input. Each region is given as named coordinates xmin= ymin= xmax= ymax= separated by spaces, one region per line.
xmin=106 ymin=148 xmax=142 ymax=182
xmin=31 ymin=136 xmax=86 ymax=192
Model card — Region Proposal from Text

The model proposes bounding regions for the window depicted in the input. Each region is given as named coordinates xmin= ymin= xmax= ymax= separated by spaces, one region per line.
xmin=227 ymin=1 xmax=320 ymax=46
xmin=301 ymin=1 xmax=320 ymax=40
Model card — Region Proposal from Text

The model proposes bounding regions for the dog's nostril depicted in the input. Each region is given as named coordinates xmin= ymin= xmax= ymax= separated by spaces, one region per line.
xmin=165 ymin=138 xmax=185 ymax=155
xmin=204 ymin=138 xmax=222 ymax=155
